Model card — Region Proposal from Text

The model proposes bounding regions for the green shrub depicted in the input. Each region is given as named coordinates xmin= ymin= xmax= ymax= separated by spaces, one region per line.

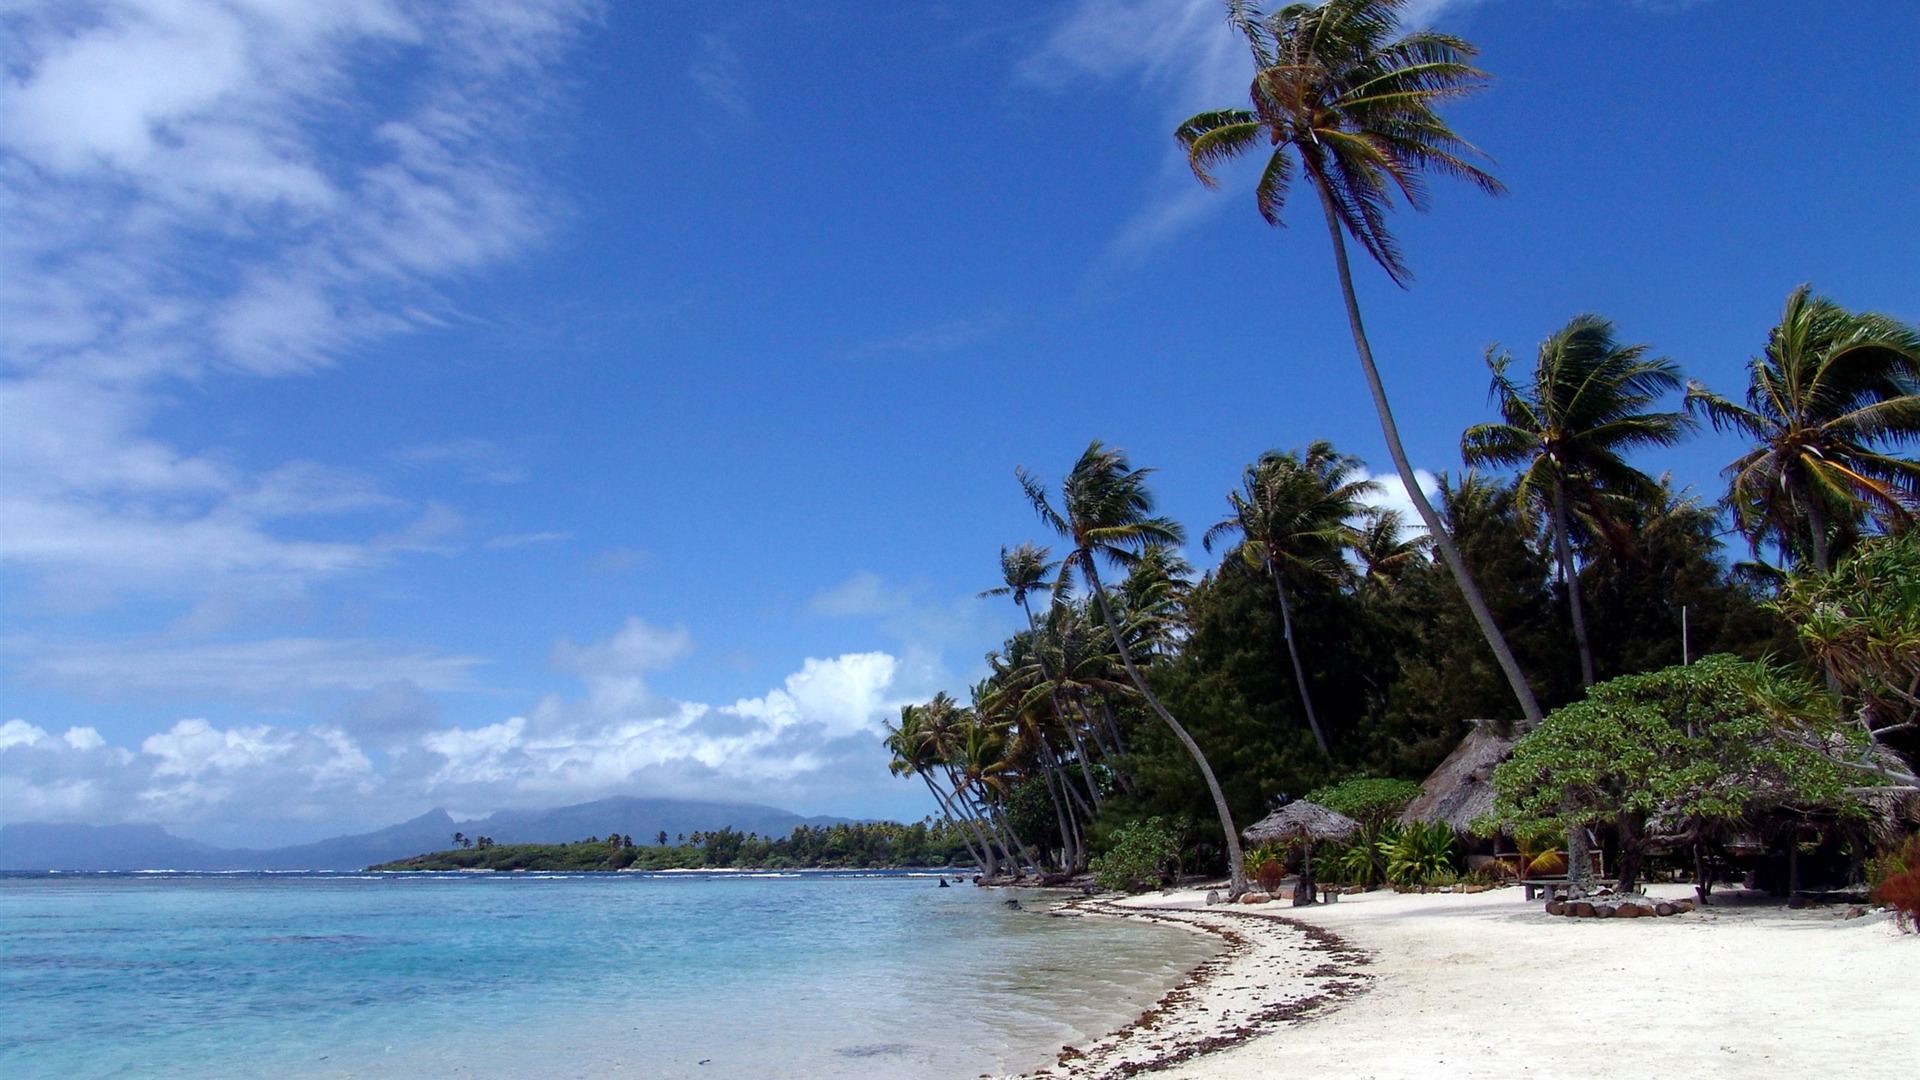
xmin=1091 ymin=816 xmax=1180 ymax=894
xmin=1305 ymin=778 xmax=1423 ymax=888
xmin=1383 ymin=821 xmax=1457 ymax=888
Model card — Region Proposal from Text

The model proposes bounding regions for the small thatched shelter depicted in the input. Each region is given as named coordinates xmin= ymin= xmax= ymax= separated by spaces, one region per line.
xmin=1399 ymin=720 xmax=1517 ymax=839
xmin=1242 ymin=800 xmax=1358 ymax=906
xmin=1243 ymin=800 xmax=1360 ymax=846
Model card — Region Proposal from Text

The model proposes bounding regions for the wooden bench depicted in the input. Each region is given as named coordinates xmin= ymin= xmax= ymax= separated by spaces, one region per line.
xmin=1524 ymin=878 xmax=1618 ymax=901
xmin=1317 ymin=883 xmax=1343 ymax=903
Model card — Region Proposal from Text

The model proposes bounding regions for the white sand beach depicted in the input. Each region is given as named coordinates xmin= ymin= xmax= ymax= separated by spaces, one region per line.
xmin=1026 ymin=884 xmax=1916 ymax=1080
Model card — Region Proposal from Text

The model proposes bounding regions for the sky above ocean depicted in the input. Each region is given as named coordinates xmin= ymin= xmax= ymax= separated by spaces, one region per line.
xmin=2 ymin=0 xmax=1915 ymax=847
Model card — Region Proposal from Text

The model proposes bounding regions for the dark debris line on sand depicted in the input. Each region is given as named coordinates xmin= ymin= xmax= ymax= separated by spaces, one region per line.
xmin=1021 ymin=902 xmax=1374 ymax=1079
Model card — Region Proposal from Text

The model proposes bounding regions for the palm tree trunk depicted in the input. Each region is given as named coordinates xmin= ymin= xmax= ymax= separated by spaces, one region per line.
xmin=1021 ymin=599 xmax=1105 ymax=812
xmin=1309 ymin=169 xmax=1543 ymax=727
xmin=1551 ymin=478 xmax=1596 ymax=688
xmin=922 ymin=774 xmax=991 ymax=874
xmin=1083 ymin=558 xmax=1248 ymax=896
xmin=1803 ymin=483 xmax=1833 ymax=574
xmin=1267 ymin=558 xmax=1332 ymax=754
xmin=942 ymin=766 xmax=1007 ymax=873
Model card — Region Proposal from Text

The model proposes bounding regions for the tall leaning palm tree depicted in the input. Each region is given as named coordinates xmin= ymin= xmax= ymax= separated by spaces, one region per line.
xmin=1462 ymin=315 xmax=1692 ymax=688
xmin=1177 ymin=0 xmax=1541 ymax=724
xmin=1685 ymin=286 xmax=1920 ymax=574
xmin=1203 ymin=441 xmax=1374 ymax=755
xmin=1019 ymin=441 xmax=1250 ymax=896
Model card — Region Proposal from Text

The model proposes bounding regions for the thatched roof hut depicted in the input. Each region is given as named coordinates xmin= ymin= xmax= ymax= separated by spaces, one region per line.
xmin=1243 ymin=800 xmax=1359 ymax=846
xmin=1399 ymin=720 xmax=1517 ymax=836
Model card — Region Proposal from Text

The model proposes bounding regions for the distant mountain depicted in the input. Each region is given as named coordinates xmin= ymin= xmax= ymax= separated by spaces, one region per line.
xmin=249 ymin=809 xmax=457 ymax=871
xmin=0 ymin=823 xmax=235 ymax=872
xmin=0 ymin=797 xmax=856 ymax=871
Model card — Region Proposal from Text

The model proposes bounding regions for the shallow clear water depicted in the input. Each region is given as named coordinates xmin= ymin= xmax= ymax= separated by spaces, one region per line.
xmin=0 ymin=871 xmax=1217 ymax=1079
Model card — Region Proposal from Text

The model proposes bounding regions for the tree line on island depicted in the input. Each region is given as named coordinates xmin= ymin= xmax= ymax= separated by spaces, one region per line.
xmin=885 ymin=0 xmax=1920 ymax=911
xmin=371 ymin=820 xmax=977 ymax=872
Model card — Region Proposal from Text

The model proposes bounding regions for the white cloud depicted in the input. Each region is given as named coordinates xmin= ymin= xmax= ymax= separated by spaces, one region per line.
xmin=1 ymin=619 xmax=912 ymax=838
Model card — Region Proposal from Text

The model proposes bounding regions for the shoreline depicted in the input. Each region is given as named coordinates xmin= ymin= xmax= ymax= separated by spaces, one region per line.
xmin=1028 ymin=882 xmax=1916 ymax=1080
xmin=1012 ymin=895 xmax=1373 ymax=1079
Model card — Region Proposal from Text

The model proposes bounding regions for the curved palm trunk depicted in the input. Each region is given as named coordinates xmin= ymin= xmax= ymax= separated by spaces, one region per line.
xmin=1084 ymin=559 xmax=1248 ymax=896
xmin=922 ymin=774 xmax=992 ymax=874
xmin=1034 ymin=743 xmax=1078 ymax=870
xmin=1551 ymin=478 xmax=1596 ymax=688
xmin=1266 ymin=558 xmax=1332 ymax=755
xmin=1309 ymin=169 xmax=1544 ymax=727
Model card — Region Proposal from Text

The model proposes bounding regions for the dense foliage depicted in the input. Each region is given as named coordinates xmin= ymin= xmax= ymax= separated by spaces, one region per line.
xmin=370 ymin=820 xmax=977 ymax=872
xmin=1487 ymin=656 xmax=1878 ymax=892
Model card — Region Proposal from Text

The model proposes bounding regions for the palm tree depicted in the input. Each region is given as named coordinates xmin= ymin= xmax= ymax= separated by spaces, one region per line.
xmin=1203 ymin=442 xmax=1375 ymax=754
xmin=982 ymin=544 xmax=1108 ymax=824
xmin=1685 ymin=286 xmax=1920 ymax=574
xmin=1352 ymin=507 xmax=1430 ymax=586
xmin=1019 ymin=441 xmax=1250 ymax=896
xmin=1177 ymin=0 xmax=1541 ymax=724
xmin=1462 ymin=315 xmax=1692 ymax=687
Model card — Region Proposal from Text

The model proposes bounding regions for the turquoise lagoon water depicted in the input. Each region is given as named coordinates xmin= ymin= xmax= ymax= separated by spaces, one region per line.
xmin=0 ymin=871 xmax=1217 ymax=1079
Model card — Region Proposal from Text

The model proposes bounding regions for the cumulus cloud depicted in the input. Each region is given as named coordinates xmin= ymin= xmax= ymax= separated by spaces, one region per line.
xmin=1 ymin=619 xmax=913 ymax=840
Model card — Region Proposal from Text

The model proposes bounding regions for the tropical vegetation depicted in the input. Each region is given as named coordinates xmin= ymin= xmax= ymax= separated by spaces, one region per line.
xmin=876 ymin=1 xmax=1917 ymax=905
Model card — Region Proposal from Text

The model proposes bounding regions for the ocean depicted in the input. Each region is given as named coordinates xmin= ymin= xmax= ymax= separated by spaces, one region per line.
xmin=0 ymin=871 xmax=1218 ymax=1079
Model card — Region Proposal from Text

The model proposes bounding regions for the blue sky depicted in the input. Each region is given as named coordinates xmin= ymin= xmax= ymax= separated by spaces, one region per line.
xmin=2 ymin=0 xmax=1914 ymax=846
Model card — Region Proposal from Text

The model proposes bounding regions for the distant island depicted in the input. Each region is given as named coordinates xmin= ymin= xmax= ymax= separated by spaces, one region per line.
xmin=369 ymin=820 xmax=976 ymax=872
xmin=1 ymin=796 xmax=886 ymax=872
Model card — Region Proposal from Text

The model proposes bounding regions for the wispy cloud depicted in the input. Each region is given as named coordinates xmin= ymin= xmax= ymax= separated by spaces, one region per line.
xmin=393 ymin=439 xmax=529 ymax=486
xmin=0 ymin=1 xmax=598 ymax=613
xmin=9 ymin=635 xmax=488 ymax=706
xmin=484 ymin=530 xmax=573 ymax=551
xmin=850 ymin=314 xmax=1007 ymax=359
xmin=689 ymin=32 xmax=750 ymax=119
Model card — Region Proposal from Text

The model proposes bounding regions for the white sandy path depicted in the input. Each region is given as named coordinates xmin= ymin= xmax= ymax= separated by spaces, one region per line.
xmin=1097 ymin=884 xmax=1916 ymax=1080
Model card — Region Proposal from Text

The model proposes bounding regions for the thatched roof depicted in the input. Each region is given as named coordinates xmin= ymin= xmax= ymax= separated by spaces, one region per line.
xmin=1399 ymin=720 xmax=1517 ymax=835
xmin=1243 ymin=800 xmax=1359 ymax=846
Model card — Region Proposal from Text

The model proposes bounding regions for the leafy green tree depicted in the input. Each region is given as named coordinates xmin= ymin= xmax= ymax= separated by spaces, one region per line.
xmin=1090 ymin=816 xmax=1180 ymax=894
xmin=1020 ymin=441 xmax=1249 ymax=895
xmin=1487 ymin=656 xmax=1873 ymax=893
xmin=1686 ymin=285 xmax=1920 ymax=573
xmin=1178 ymin=0 xmax=1541 ymax=726
xmin=1462 ymin=315 xmax=1692 ymax=687
xmin=1205 ymin=442 xmax=1376 ymax=754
